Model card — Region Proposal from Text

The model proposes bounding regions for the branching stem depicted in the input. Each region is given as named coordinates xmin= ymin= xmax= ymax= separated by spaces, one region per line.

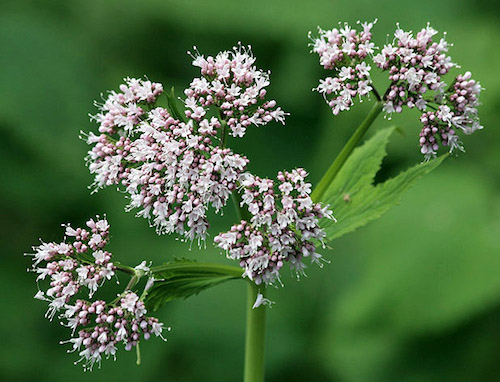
xmin=311 ymin=100 xmax=383 ymax=202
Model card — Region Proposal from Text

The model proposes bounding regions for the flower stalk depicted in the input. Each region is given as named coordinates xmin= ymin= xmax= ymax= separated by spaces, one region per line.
xmin=244 ymin=282 xmax=267 ymax=382
xmin=311 ymin=100 xmax=383 ymax=202
xmin=233 ymin=184 xmax=269 ymax=382
xmin=150 ymin=262 xmax=243 ymax=278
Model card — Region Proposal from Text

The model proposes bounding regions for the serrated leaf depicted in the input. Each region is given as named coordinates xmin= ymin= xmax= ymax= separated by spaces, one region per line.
xmin=145 ymin=261 xmax=243 ymax=311
xmin=320 ymin=167 xmax=500 ymax=382
xmin=320 ymin=127 xmax=447 ymax=241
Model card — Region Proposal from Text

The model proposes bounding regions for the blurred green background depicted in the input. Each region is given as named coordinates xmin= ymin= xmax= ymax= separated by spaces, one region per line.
xmin=2 ymin=0 xmax=500 ymax=381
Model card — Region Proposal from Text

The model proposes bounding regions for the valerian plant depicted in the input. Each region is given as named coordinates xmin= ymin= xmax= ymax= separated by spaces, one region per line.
xmin=26 ymin=21 xmax=482 ymax=381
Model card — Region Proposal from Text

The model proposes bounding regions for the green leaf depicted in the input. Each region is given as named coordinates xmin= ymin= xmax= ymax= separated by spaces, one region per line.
xmin=145 ymin=260 xmax=243 ymax=311
xmin=320 ymin=126 xmax=447 ymax=241
xmin=320 ymin=167 xmax=500 ymax=382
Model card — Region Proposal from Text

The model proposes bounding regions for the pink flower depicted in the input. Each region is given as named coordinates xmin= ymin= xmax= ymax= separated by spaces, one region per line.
xmin=215 ymin=169 xmax=334 ymax=286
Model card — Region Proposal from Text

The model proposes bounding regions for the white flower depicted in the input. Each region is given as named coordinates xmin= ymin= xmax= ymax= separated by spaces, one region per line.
xmin=394 ymin=28 xmax=412 ymax=45
xmin=405 ymin=67 xmax=423 ymax=90
xmin=415 ymin=98 xmax=427 ymax=111
xmin=338 ymin=66 xmax=352 ymax=82
xmin=437 ymin=105 xmax=453 ymax=123
xmin=373 ymin=53 xmax=386 ymax=66
xmin=134 ymin=261 xmax=150 ymax=273
xmin=121 ymin=292 xmax=139 ymax=313
xmin=76 ymin=266 xmax=90 ymax=281
xmin=357 ymin=81 xmax=372 ymax=96
xmin=248 ymin=233 xmax=263 ymax=253
xmin=65 ymin=225 xmax=78 ymax=237
xmin=144 ymin=277 xmax=156 ymax=292
xmin=34 ymin=290 xmax=47 ymax=301
xmin=278 ymin=182 xmax=293 ymax=195
xmin=383 ymin=101 xmax=395 ymax=114
xmin=93 ymin=250 xmax=106 ymax=263
xmin=252 ymin=293 xmax=274 ymax=309
xmin=355 ymin=62 xmax=371 ymax=78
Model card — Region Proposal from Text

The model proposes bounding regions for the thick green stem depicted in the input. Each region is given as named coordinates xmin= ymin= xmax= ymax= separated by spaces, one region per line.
xmin=115 ymin=263 xmax=136 ymax=275
xmin=244 ymin=282 xmax=267 ymax=382
xmin=227 ymin=135 xmax=267 ymax=382
xmin=125 ymin=274 xmax=139 ymax=291
xmin=311 ymin=101 xmax=383 ymax=202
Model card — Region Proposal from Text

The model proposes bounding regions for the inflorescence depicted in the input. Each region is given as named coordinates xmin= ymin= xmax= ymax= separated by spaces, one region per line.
xmin=215 ymin=169 xmax=334 ymax=287
xmin=310 ymin=20 xmax=377 ymax=115
xmin=27 ymin=30 xmax=483 ymax=369
xmin=186 ymin=44 xmax=287 ymax=137
xmin=27 ymin=217 xmax=166 ymax=370
xmin=85 ymin=44 xmax=288 ymax=243
xmin=311 ymin=21 xmax=482 ymax=159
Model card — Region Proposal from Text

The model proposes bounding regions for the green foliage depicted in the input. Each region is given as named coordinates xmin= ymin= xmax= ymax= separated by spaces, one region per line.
xmin=2 ymin=0 xmax=500 ymax=381
xmin=320 ymin=167 xmax=500 ymax=382
xmin=145 ymin=260 xmax=244 ymax=311
xmin=321 ymin=126 xmax=446 ymax=241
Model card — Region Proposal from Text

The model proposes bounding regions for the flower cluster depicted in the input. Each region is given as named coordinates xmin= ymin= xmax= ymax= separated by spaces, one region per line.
xmin=417 ymin=71 xmax=482 ymax=159
xmin=372 ymin=23 xmax=482 ymax=158
xmin=86 ymin=46 xmax=288 ymax=242
xmin=60 ymin=293 xmax=165 ymax=371
xmin=86 ymin=78 xmax=249 ymax=242
xmin=447 ymin=71 xmax=482 ymax=135
xmin=184 ymin=44 xmax=287 ymax=137
xmin=374 ymin=23 xmax=455 ymax=114
xmin=29 ymin=217 xmax=115 ymax=320
xmin=28 ymin=217 xmax=166 ymax=370
xmin=124 ymin=117 xmax=248 ymax=241
xmin=214 ymin=169 xmax=334 ymax=286
xmin=91 ymin=77 xmax=164 ymax=135
xmin=310 ymin=21 xmax=377 ymax=114
xmin=312 ymin=21 xmax=483 ymax=158
xmin=419 ymin=106 xmax=462 ymax=158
